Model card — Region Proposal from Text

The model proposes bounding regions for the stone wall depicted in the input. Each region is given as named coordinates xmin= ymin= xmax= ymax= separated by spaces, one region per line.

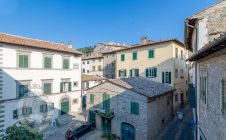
xmin=197 ymin=47 xmax=226 ymax=139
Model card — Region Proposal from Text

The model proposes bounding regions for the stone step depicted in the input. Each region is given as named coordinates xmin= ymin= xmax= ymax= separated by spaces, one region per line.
xmin=57 ymin=114 xmax=75 ymax=126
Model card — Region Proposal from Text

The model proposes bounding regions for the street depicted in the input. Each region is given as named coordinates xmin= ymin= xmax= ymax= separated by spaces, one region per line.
xmin=157 ymin=106 xmax=194 ymax=140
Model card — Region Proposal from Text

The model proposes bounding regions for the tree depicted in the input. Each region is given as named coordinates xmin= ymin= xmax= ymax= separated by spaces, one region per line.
xmin=78 ymin=45 xmax=95 ymax=54
xmin=1 ymin=123 xmax=43 ymax=140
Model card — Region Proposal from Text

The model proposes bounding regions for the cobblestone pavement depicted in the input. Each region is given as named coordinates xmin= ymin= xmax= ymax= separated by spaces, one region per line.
xmin=156 ymin=106 xmax=194 ymax=140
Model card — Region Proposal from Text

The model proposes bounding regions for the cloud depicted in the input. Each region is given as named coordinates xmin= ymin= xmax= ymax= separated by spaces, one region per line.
xmin=0 ymin=0 xmax=19 ymax=15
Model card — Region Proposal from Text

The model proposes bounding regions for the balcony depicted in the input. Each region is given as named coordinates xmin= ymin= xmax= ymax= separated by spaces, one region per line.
xmin=91 ymin=107 xmax=115 ymax=119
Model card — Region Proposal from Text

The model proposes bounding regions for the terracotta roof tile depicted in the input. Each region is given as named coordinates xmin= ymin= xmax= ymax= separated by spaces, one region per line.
xmin=82 ymin=74 xmax=106 ymax=82
xmin=0 ymin=33 xmax=82 ymax=55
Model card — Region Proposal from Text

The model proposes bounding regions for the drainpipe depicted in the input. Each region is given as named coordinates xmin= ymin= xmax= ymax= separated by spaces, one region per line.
xmin=185 ymin=19 xmax=198 ymax=140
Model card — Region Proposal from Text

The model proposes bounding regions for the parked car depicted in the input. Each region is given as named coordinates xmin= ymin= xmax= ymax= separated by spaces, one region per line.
xmin=65 ymin=122 xmax=95 ymax=140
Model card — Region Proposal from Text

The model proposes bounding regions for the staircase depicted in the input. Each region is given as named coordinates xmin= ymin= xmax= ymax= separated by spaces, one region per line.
xmin=57 ymin=114 xmax=75 ymax=127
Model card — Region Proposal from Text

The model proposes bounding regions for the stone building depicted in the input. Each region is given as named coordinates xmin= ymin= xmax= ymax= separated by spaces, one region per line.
xmin=102 ymin=51 xmax=117 ymax=79
xmin=85 ymin=77 xmax=174 ymax=140
xmin=115 ymin=38 xmax=191 ymax=114
xmin=0 ymin=33 xmax=82 ymax=137
xmin=185 ymin=1 xmax=226 ymax=139
xmin=93 ymin=42 xmax=128 ymax=53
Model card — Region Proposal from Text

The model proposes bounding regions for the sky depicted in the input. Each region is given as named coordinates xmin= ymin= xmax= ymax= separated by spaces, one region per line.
xmin=0 ymin=0 xmax=219 ymax=49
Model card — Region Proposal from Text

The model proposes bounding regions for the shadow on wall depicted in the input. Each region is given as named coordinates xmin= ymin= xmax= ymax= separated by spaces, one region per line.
xmin=0 ymin=69 xmax=80 ymax=138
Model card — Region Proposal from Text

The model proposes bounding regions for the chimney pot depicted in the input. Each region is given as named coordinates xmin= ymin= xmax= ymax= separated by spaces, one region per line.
xmin=68 ymin=41 xmax=72 ymax=48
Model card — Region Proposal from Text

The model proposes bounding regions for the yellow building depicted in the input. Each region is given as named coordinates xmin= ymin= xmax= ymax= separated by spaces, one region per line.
xmin=115 ymin=39 xmax=191 ymax=113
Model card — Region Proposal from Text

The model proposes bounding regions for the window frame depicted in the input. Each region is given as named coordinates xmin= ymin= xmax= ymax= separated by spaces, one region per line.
xmin=43 ymin=54 xmax=53 ymax=69
xmin=148 ymin=49 xmax=155 ymax=58
xmin=121 ymin=54 xmax=125 ymax=61
xmin=147 ymin=67 xmax=157 ymax=78
xmin=132 ymin=52 xmax=137 ymax=60
xmin=16 ymin=81 xmax=31 ymax=98
xmin=131 ymin=102 xmax=139 ymax=115
xmin=17 ymin=51 xmax=30 ymax=68
xmin=42 ymin=80 xmax=53 ymax=94
xmin=62 ymin=57 xmax=70 ymax=69
xmin=119 ymin=69 xmax=127 ymax=78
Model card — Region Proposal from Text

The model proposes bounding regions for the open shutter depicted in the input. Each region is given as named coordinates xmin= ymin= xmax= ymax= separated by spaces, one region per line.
xmin=119 ymin=70 xmax=121 ymax=77
xmin=68 ymin=82 xmax=72 ymax=91
xmin=169 ymin=72 xmax=172 ymax=84
xmin=60 ymin=82 xmax=63 ymax=92
xmin=152 ymin=50 xmax=155 ymax=58
xmin=154 ymin=68 xmax=157 ymax=77
xmin=146 ymin=69 xmax=149 ymax=77
xmin=136 ymin=69 xmax=139 ymax=77
xmin=162 ymin=72 xmax=165 ymax=83
xmin=24 ymin=55 xmax=28 ymax=68
xmin=130 ymin=69 xmax=132 ymax=77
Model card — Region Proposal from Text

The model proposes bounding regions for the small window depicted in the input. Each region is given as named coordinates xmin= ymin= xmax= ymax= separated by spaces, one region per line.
xmin=40 ymin=104 xmax=47 ymax=113
xmin=119 ymin=69 xmax=127 ymax=78
xmin=148 ymin=50 xmax=155 ymax=58
xmin=43 ymin=55 xmax=52 ymax=69
xmin=132 ymin=52 xmax=137 ymax=60
xmin=131 ymin=102 xmax=139 ymax=115
xmin=146 ymin=68 xmax=157 ymax=78
xmin=18 ymin=52 xmax=29 ymax=68
xmin=87 ymin=61 xmax=89 ymax=64
xmin=130 ymin=69 xmax=139 ymax=77
xmin=175 ymin=68 xmax=178 ymax=78
xmin=83 ymin=69 xmax=85 ymax=73
xmin=98 ymin=66 xmax=102 ymax=71
xmin=121 ymin=54 xmax=125 ymax=61
xmin=17 ymin=82 xmax=30 ymax=98
xmin=43 ymin=82 xmax=52 ymax=94
xmin=87 ymin=70 xmax=90 ymax=73
xmin=90 ymin=94 xmax=94 ymax=104
xmin=60 ymin=81 xmax=72 ymax=92
xmin=162 ymin=71 xmax=171 ymax=84
xmin=180 ymin=69 xmax=184 ymax=78
xmin=175 ymin=48 xmax=178 ymax=58
xmin=63 ymin=57 xmax=70 ymax=69
xmin=13 ymin=110 xmax=18 ymax=119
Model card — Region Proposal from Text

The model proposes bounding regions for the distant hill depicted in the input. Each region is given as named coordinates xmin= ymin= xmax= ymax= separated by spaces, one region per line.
xmin=77 ymin=46 xmax=95 ymax=54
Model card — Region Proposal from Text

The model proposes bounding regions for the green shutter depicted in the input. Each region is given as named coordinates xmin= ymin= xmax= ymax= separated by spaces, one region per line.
xmin=44 ymin=57 xmax=52 ymax=68
xmin=103 ymin=93 xmax=110 ymax=113
xmin=13 ymin=110 xmax=18 ymax=119
xmin=152 ymin=50 xmax=155 ymax=58
xmin=24 ymin=55 xmax=28 ymax=68
xmin=135 ymin=103 xmax=139 ymax=115
xmin=149 ymin=50 xmax=154 ymax=58
xmin=68 ymin=82 xmax=72 ymax=91
xmin=60 ymin=82 xmax=63 ymax=92
xmin=63 ymin=58 xmax=69 ymax=69
xmin=121 ymin=54 xmax=125 ymax=61
xmin=131 ymin=102 xmax=139 ymax=115
xmin=130 ymin=69 xmax=132 ymax=77
xmin=44 ymin=83 xmax=51 ymax=94
xmin=119 ymin=70 xmax=121 ymax=77
xmin=136 ymin=69 xmax=139 ymax=77
xmin=146 ymin=69 xmax=149 ymax=77
xmin=19 ymin=55 xmax=28 ymax=68
xmin=90 ymin=94 xmax=94 ymax=104
xmin=154 ymin=68 xmax=157 ymax=77
xmin=162 ymin=72 xmax=165 ymax=83
xmin=133 ymin=52 xmax=137 ymax=60
xmin=169 ymin=72 xmax=172 ymax=84
xmin=19 ymin=55 xmax=23 ymax=68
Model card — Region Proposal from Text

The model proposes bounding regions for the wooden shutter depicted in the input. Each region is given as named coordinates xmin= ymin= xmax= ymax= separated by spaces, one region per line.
xmin=222 ymin=78 xmax=226 ymax=116
xmin=136 ymin=69 xmax=139 ymax=77
xmin=162 ymin=72 xmax=165 ymax=83
xmin=68 ymin=82 xmax=72 ymax=91
xmin=24 ymin=55 xmax=28 ymax=68
xmin=119 ymin=70 xmax=121 ymax=77
xmin=148 ymin=50 xmax=152 ymax=58
xmin=19 ymin=55 xmax=23 ymax=67
xmin=154 ymin=68 xmax=157 ymax=77
xmin=152 ymin=50 xmax=155 ymax=58
xmin=130 ymin=69 xmax=132 ymax=77
xmin=146 ymin=69 xmax=149 ymax=77
xmin=135 ymin=103 xmax=139 ymax=115
xmin=60 ymin=82 xmax=63 ymax=92
xmin=169 ymin=72 xmax=171 ymax=84
xmin=133 ymin=52 xmax=137 ymax=60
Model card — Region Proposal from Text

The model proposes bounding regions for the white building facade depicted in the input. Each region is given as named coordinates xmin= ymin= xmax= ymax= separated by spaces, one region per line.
xmin=0 ymin=33 xmax=82 ymax=137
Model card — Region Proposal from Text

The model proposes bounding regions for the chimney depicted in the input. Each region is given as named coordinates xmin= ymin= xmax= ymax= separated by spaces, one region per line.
xmin=141 ymin=36 xmax=148 ymax=44
xmin=68 ymin=41 xmax=72 ymax=48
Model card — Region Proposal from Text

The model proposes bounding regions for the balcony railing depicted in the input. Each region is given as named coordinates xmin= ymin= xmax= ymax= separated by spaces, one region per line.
xmin=91 ymin=107 xmax=115 ymax=119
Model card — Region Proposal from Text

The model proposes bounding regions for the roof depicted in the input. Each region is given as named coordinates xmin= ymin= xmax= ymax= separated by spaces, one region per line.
xmin=82 ymin=74 xmax=106 ymax=82
xmin=110 ymin=39 xmax=184 ymax=53
xmin=0 ymin=33 xmax=82 ymax=55
xmin=185 ymin=1 xmax=226 ymax=51
xmin=186 ymin=33 xmax=226 ymax=61
xmin=108 ymin=77 xmax=175 ymax=98
xmin=82 ymin=53 xmax=104 ymax=60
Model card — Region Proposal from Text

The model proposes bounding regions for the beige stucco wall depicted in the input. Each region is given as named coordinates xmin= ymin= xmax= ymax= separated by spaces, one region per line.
xmin=82 ymin=58 xmax=104 ymax=77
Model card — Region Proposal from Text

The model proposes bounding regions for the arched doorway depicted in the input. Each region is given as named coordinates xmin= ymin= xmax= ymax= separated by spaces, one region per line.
xmin=61 ymin=98 xmax=69 ymax=115
xmin=121 ymin=122 xmax=135 ymax=140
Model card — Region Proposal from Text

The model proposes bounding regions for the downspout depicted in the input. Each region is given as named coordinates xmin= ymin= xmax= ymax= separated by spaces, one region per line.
xmin=185 ymin=19 xmax=198 ymax=140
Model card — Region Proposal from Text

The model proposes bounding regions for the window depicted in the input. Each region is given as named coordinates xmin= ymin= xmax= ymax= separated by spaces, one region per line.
xmin=40 ymin=104 xmax=47 ymax=113
xmin=22 ymin=107 xmax=32 ymax=116
xmin=222 ymin=78 xmax=226 ymax=117
xmin=200 ymin=76 xmax=207 ymax=104
xmin=92 ymin=66 xmax=95 ymax=71
xmin=180 ymin=69 xmax=184 ymax=78
xmin=181 ymin=50 xmax=183 ymax=60
xmin=87 ymin=61 xmax=89 ymax=64
xmin=73 ymin=81 xmax=78 ymax=87
xmin=83 ymin=62 xmax=85 ymax=65
xmin=60 ymin=81 xmax=72 ymax=92
xmin=162 ymin=71 xmax=171 ymax=84
xmin=90 ymin=94 xmax=94 ymax=104
xmin=98 ymin=66 xmax=102 ymax=71
xmin=175 ymin=94 xmax=178 ymax=102
xmin=17 ymin=82 xmax=30 ymax=98
xmin=146 ymin=68 xmax=157 ymax=78
xmin=13 ymin=110 xmax=18 ymax=119
xmin=131 ymin=102 xmax=139 ymax=115
xmin=63 ymin=57 xmax=70 ymax=69
xmin=121 ymin=54 xmax=125 ymax=61
xmin=43 ymin=82 xmax=52 ymax=94
xmin=148 ymin=49 xmax=155 ymax=58
xmin=87 ymin=70 xmax=90 ymax=73
xmin=18 ymin=52 xmax=29 ymax=68
xmin=132 ymin=52 xmax=137 ymax=60
xmin=43 ymin=55 xmax=52 ymax=69
xmin=130 ymin=69 xmax=139 ymax=77
xmin=118 ymin=69 xmax=127 ymax=78
xmin=175 ymin=48 xmax=178 ymax=58
xmin=83 ymin=69 xmax=85 ymax=73
xmin=175 ymin=68 xmax=178 ymax=78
